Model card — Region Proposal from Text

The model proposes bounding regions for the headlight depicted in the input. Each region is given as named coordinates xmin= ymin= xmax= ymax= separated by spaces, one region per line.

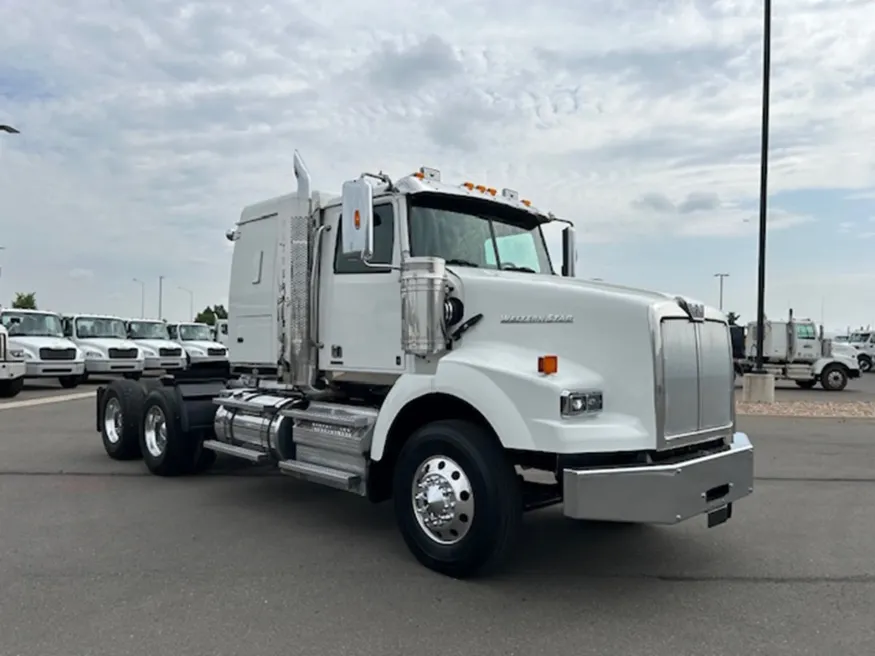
xmin=560 ymin=390 xmax=603 ymax=418
xmin=141 ymin=348 xmax=156 ymax=357
xmin=187 ymin=348 xmax=205 ymax=356
xmin=9 ymin=349 xmax=25 ymax=359
xmin=85 ymin=350 xmax=104 ymax=359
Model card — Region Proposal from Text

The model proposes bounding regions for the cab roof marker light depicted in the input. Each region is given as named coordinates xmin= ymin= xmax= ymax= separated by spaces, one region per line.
xmin=521 ymin=199 xmax=532 ymax=207
xmin=462 ymin=182 xmax=475 ymax=190
xmin=475 ymin=184 xmax=487 ymax=193
xmin=419 ymin=166 xmax=440 ymax=182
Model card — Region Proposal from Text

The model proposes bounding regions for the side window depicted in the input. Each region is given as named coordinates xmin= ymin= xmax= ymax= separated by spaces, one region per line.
xmin=221 ymin=323 xmax=228 ymax=335
xmin=168 ymin=325 xmax=178 ymax=339
xmin=334 ymin=203 xmax=395 ymax=274
xmin=795 ymin=324 xmax=816 ymax=340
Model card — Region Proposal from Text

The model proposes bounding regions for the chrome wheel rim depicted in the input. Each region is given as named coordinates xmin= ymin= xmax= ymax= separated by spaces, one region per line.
xmin=104 ymin=398 xmax=122 ymax=444
xmin=827 ymin=370 xmax=844 ymax=387
xmin=411 ymin=455 xmax=474 ymax=545
xmin=143 ymin=405 xmax=167 ymax=458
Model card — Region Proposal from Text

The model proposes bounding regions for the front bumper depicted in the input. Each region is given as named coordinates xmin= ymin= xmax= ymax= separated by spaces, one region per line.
xmin=188 ymin=354 xmax=228 ymax=365
xmin=0 ymin=361 xmax=26 ymax=380
xmin=562 ymin=431 xmax=754 ymax=524
xmin=144 ymin=356 xmax=187 ymax=371
xmin=26 ymin=361 xmax=85 ymax=377
xmin=85 ymin=359 xmax=144 ymax=374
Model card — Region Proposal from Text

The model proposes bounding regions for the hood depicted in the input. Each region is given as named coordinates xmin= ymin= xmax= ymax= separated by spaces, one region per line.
xmin=131 ymin=338 xmax=182 ymax=352
xmin=181 ymin=340 xmax=225 ymax=352
xmin=77 ymin=337 xmax=141 ymax=352
xmin=447 ymin=266 xmax=717 ymax=366
xmin=8 ymin=336 xmax=78 ymax=352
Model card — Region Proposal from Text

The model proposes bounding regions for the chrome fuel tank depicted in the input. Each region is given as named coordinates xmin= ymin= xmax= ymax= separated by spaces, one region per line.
xmin=213 ymin=390 xmax=298 ymax=459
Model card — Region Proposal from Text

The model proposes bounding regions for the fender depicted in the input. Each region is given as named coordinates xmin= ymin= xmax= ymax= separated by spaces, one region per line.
xmin=812 ymin=355 xmax=857 ymax=375
xmin=370 ymin=342 xmax=646 ymax=460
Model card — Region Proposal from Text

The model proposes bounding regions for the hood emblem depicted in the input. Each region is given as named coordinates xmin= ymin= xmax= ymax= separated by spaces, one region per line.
xmin=500 ymin=314 xmax=574 ymax=324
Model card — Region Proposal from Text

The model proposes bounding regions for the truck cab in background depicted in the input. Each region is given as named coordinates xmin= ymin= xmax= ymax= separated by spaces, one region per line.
xmin=62 ymin=314 xmax=145 ymax=382
xmin=0 ymin=323 xmax=26 ymax=398
xmin=847 ymin=330 xmax=874 ymax=373
xmin=125 ymin=319 xmax=187 ymax=374
xmin=165 ymin=321 xmax=229 ymax=374
xmin=0 ymin=308 xmax=85 ymax=389
xmin=214 ymin=319 xmax=229 ymax=347
xmin=94 ymin=153 xmax=754 ymax=578
xmin=739 ymin=311 xmax=860 ymax=390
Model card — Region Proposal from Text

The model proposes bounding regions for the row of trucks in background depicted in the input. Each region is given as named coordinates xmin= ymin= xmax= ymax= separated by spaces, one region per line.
xmin=0 ymin=310 xmax=229 ymax=398
xmin=730 ymin=310 xmax=862 ymax=391
xmin=833 ymin=329 xmax=875 ymax=373
xmin=86 ymin=154 xmax=755 ymax=578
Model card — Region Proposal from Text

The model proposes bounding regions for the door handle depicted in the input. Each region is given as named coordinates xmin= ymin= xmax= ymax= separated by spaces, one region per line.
xmin=237 ymin=337 xmax=244 ymax=343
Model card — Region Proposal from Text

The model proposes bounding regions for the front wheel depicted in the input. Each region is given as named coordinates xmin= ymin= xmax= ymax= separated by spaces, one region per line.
xmin=0 ymin=377 xmax=24 ymax=398
xmin=820 ymin=363 xmax=849 ymax=391
xmin=58 ymin=375 xmax=80 ymax=389
xmin=393 ymin=419 xmax=522 ymax=579
xmin=859 ymin=355 xmax=872 ymax=373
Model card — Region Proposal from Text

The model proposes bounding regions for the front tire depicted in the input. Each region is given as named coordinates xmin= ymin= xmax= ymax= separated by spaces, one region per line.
xmin=820 ymin=363 xmax=849 ymax=391
xmin=58 ymin=375 xmax=80 ymax=389
xmin=0 ymin=377 xmax=24 ymax=398
xmin=859 ymin=355 xmax=872 ymax=373
xmin=392 ymin=419 xmax=522 ymax=579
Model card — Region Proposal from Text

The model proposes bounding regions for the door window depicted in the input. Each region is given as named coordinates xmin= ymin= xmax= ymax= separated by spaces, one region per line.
xmin=334 ymin=203 xmax=395 ymax=274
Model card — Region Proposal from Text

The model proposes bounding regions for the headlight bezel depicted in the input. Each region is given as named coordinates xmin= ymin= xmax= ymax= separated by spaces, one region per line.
xmin=560 ymin=390 xmax=604 ymax=418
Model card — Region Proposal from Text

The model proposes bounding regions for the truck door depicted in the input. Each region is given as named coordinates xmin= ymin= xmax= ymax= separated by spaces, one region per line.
xmin=319 ymin=199 xmax=405 ymax=374
xmin=793 ymin=322 xmax=817 ymax=361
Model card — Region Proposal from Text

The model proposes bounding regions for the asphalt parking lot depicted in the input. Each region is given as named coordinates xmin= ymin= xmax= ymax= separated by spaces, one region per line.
xmin=1 ymin=381 xmax=874 ymax=655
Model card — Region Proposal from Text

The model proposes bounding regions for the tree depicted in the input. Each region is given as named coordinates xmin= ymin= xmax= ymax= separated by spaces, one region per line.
xmin=11 ymin=292 xmax=37 ymax=309
xmin=193 ymin=304 xmax=228 ymax=325
xmin=726 ymin=311 xmax=740 ymax=326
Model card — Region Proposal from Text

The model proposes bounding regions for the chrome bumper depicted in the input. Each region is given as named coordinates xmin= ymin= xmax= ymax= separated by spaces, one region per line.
xmin=562 ymin=431 xmax=754 ymax=524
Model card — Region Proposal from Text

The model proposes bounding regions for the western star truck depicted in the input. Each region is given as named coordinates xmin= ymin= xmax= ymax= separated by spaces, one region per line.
xmin=94 ymin=154 xmax=754 ymax=578
xmin=0 ymin=308 xmax=85 ymax=388
xmin=0 ymin=323 xmax=26 ymax=398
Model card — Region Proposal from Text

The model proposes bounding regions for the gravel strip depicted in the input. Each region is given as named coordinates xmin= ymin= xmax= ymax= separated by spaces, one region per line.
xmin=736 ymin=400 xmax=875 ymax=418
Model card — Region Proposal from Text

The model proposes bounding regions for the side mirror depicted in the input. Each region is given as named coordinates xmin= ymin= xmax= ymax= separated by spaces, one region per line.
xmin=340 ymin=178 xmax=375 ymax=261
xmin=561 ymin=225 xmax=576 ymax=277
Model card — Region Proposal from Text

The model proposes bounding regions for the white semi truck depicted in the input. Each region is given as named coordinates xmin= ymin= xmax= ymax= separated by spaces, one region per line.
xmin=846 ymin=330 xmax=874 ymax=372
xmin=62 ymin=313 xmax=145 ymax=381
xmin=124 ymin=319 xmax=188 ymax=374
xmin=0 ymin=308 xmax=85 ymax=388
xmin=165 ymin=322 xmax=229 ymax=369
xmin=0 ymin=323 xmax=26 ymax=398
xmin=737 ymin=311 xmax=860 ymax=390
xmin=94 ymin=154 xmax=754 ymax=578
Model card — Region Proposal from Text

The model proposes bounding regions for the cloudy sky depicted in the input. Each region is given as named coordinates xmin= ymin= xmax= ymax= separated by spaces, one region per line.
xmin=1 ymin=0 xmax=874 ymax=332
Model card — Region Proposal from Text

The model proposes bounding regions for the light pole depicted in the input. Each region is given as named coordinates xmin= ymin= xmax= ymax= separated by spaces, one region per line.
xmin=753 ymin=0 xmax=772 ymax=374
xmin=158 ymin=275 xmax=165 ymax=320
xmin=714 ymin=273 xmax=729 ymax=310
xmin=132 ymin=278 xmax=145 ymax=318
xmin=179 ymin=286 xmax=194 ymax=320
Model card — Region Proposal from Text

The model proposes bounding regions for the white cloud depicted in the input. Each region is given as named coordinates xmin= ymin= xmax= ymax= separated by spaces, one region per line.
xmin=1 ymin=0 xmax=874 ymax=322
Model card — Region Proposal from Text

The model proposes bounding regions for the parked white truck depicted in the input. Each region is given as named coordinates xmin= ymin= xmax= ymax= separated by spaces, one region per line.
xmin=0 ymin=308 xmax=85 ymax=388
xmin=737 ymin=311 xmax=860 ymax=390
xmin=62 ymin=314 xmax=145 ymax=381
xmin=124 ymin=319 xmax=187 ymax=374
xmin=0 ymin=323 xmax=26 ymax=398
xmin=846 ymin=330 xmax=874 ymax=372
xmin=214 ymin=319 xmax=229 ymax=347
xmin=165 ymin=322 xmax=229 ymax=369
xmin=94 ymin=155 xmax=754 ymax=578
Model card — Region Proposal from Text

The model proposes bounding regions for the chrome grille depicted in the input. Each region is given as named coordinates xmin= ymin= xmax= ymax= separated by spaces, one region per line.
xmin=108 ymin=347 xmax=138 ymax=359
xmin=0 ymin=333 xmax=6 ymax=360
xmin=659 ymin=318 xmax=733 ymax=446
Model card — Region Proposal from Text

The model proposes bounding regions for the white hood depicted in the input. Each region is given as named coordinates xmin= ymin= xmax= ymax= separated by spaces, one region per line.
xmin=8 ymin=335 xmax=78 ymax=353
xmin=181 ymin=340 xmax=225 ymax=352
xmin=78 ymin=337 xmax=141 ymax=352
xmin=131 ymin=338 xmax=183 ymax=352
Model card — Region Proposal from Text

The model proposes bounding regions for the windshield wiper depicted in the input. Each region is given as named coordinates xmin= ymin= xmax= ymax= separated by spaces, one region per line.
xmin=445 ymin=259 xmax=480 ymax=268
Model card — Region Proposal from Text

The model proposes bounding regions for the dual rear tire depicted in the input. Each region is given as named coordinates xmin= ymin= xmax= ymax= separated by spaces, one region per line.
xmin=99 ymin=379 xmax=215 ymax=474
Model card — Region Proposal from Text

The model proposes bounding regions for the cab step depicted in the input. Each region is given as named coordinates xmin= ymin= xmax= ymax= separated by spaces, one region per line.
xmin=202 ymin=439 xmax=269 ymax=463
xmin=277 ymin=459 xmax=362 ymax=492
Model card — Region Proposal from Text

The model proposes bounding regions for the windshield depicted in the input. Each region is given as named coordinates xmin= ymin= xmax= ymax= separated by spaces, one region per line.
xmin=75 ymin=317 xmax=127 ymax=339
xmin=128 ymin=321 xmax=170 ymax=340
xmin=178 ymin=324 xmax=213 ymax=341
xmin=407 ymin=196 xmax=554 ymax=274
xmin=850 ymin=332 xmax=872 ymax=343
xmin=0 ymin=311 xmax=64 ymax=337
